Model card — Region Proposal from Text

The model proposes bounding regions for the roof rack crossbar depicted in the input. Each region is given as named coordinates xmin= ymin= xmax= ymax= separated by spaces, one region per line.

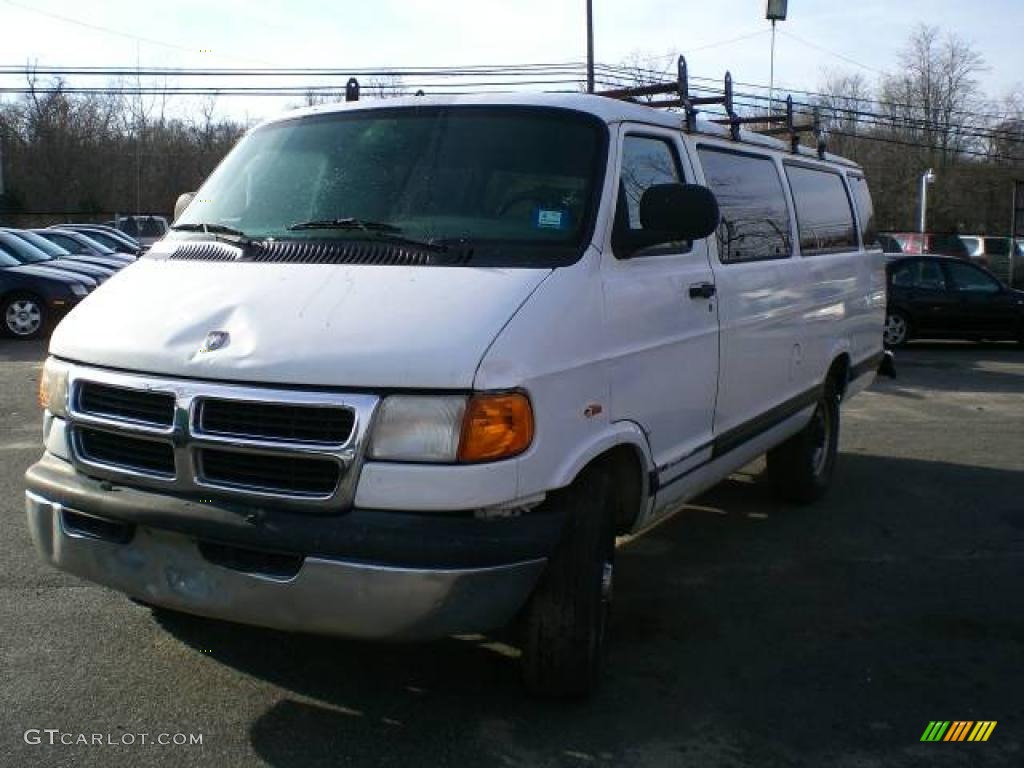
xmin=345 ymin=77 xmax=360 ymax=102
xmin=595 ymin=54 xmax=830 ymax=157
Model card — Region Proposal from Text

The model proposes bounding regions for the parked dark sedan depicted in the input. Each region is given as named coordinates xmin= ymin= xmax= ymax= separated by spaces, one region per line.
xmin=4 ymin=229 xmax=128 ymax=273
xmin=885 ymin=255 xmax=1024 ymax=347
xmin=48 ymin=224 xmax=142 ymax=256
xmin=0 ymin=231 xmax=113 ymax=285
xmin=32 ymin=229 xmax=134 ymax=265
xmin=0 ymin=250 xmax=93 ymax=339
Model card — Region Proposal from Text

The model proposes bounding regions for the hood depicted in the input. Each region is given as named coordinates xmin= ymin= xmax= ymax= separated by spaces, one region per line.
xmin=37 ymin=259 xmax=112 ymax=281
xmin=50 ymin=258 xmax=550 ymax=389
xmin=61 ymin=255 xmax=131 ymax=270
xmin=5 ymin=263 xmax=92 ymax=286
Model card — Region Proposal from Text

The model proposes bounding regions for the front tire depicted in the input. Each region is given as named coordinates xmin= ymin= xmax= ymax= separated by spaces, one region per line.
xmin=521 ymin=468 xmax=615 ymax=698
xmin=2 ymin=293 xmax=47 ymax=340
xmin=767 ymin=379 xmax=840 ymax=505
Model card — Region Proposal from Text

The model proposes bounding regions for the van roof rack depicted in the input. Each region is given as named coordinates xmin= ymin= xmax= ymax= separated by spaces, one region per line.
xmin=598 ymin=56 xmax=827 ymax=159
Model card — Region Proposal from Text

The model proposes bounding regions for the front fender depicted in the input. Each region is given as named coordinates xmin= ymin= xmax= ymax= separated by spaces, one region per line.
xmin=545 ymin=419 xmax=654 ymax=498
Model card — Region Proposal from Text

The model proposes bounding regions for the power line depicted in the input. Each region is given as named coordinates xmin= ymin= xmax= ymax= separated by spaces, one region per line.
xmin=0 ymin=0 xmax=275 ymax=66
xmin=776 ymin=30 xmax=887 ymax=76
xmin=596 ymin=61 xmax=1013 ymax=123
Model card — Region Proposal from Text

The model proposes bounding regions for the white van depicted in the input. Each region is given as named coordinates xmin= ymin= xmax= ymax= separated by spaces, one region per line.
xmin=26 ymin=86 xmax=886 ymax=696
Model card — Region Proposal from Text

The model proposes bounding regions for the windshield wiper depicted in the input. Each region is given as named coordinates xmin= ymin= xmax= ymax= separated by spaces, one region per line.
xmin=287 ymin=218 xmax=402 ymax=233
xmin=287 ymin=218 xmax=449 ymax=252
xmin=170 ymin=222 xmax=253 ymax=243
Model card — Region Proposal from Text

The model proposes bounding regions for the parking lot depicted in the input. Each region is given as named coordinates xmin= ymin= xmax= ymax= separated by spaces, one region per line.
xmin=1 ymin=339 xmax=1021 ymax=767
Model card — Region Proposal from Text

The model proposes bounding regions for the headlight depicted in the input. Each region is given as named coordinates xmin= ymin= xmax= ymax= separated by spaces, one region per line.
xmin=368 ymin=393 xmax=534 ymax=463
xmin=70 ymin=283 xmax=89 ymax=297
xmin=38 ymin=357 xmax=70 ymax=417
xmin=369 ymin=396 xmax=466 ymax=462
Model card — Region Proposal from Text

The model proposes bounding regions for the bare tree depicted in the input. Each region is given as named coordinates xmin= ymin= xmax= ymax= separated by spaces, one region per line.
xmin=611 ymin=51 xmax=678 ymax=102
xmin=365 ymin=72 xmax=407 ymax=99
xmin=879 ymin=25 xmax=988 ymax=162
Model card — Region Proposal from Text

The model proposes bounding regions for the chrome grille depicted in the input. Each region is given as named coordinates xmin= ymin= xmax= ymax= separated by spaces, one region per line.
xmin=78 ymin=381 xmax=175 ymax=427
xmin=77 ymin=428 xmax=175 ymax=477
xmin=196 ymin=398 xmax=354 ymax=445
xmin=198 ymin=448 xmax=340 ymax=496
xmin=65 ymin=367 xmax=379 ymax=512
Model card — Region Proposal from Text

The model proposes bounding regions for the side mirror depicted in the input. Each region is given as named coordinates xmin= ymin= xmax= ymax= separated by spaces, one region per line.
xmin=616 ymin=183 xmax=720 ymax=258
xmin=173 ymin=192 xmax=196 ymax=223
xmin=640 ymin=183 xmax=720 ymax=240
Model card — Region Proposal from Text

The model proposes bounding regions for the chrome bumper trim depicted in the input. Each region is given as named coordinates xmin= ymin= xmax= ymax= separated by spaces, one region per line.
xmin=26 ymin=491 xmax=546 ymax=641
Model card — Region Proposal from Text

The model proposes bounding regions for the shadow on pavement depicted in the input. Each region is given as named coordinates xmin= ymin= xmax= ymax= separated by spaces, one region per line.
xmin=0 ymin=338 xmax=48 ymax=363
xmin=151 ymin=452 xmax=1023 ymax=767
xmin=882 ymin=343 xmax=1023 ymax=395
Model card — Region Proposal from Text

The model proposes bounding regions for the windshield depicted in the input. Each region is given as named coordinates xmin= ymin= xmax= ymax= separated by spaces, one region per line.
xmin=14 ymin=230 xmax=68 ymax=257
xmin=174 ymin=106 xmax=607 ymax=266
xmin=0 ymin=233 xmax=52 ymax=264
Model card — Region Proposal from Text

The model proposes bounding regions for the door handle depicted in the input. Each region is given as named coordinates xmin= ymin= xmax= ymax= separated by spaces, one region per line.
xmin=688 ymin=282 xmax=717 ymax=300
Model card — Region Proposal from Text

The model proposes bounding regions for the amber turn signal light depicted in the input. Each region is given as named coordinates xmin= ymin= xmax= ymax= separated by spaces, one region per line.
xmin=457 ymin=393 xmax=534 ymax=463
xmin=38 ymin=374 xmax=50 ymax=411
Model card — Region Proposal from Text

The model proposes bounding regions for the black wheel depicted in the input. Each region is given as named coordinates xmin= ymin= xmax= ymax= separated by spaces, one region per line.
xmin=2 ymin=293 xmax=48 ymax=340
xmin=520 ymin=468 xmax=615 ymax=698
xmin=767 ymin=379 xmax=840 ymax=505
xmin=883 ymin=310 xmax=910 ymax=348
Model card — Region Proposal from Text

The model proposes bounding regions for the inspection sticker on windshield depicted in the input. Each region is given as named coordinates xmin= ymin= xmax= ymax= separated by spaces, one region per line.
xmin=535 ymin=209 xmax=569 ymax=230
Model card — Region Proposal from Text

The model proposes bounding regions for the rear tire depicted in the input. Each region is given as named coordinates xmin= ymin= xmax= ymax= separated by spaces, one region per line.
xmin=521 ymin=468 xmax=615 ymax=698
xmin=768 ymin=379 xmax=840 ymax=505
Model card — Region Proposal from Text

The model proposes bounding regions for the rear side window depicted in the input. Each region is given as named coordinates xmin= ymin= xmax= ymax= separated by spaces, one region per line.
xmin=785 ymin=164 xmax=858 ymax=255
xmin=697 ymin=147 xmax=792 ymax=263
xmin=847 ymin=176 xmax=878 ymax=247
xmin=890 ymin=259 xmax=947 ymax=291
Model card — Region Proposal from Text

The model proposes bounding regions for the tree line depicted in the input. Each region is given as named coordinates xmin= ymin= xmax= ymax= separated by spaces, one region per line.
xmin=0 ymin=74 xmax=246 ymax=225
xmin=813 ymin=26 xmax=1023 ymax=235
xmin=1 ymin=26 xmax=1022 ymax=236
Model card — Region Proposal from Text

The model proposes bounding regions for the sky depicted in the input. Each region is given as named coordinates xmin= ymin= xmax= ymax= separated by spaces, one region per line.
xmin=1 ymin=0 xmax=1020 ymax=123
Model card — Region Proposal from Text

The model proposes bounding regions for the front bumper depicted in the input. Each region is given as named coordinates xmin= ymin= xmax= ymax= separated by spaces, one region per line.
xmin=26 ymin=491 xmax=545 ymax=640
xmin=25 ymin=455 xmax=559 ymax=641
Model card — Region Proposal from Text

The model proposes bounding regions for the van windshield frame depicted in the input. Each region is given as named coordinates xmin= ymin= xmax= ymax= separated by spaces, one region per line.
xmin=171 ymin=106 xmax=610 ymax=268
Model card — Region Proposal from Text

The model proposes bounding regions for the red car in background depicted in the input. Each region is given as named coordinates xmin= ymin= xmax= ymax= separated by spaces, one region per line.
xmin=885 ymin=232 xmax=970 ymax=259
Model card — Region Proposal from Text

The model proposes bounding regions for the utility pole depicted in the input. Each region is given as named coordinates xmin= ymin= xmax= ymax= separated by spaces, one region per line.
xmin=919 ymin=168 xmax=936 ymax=234
xmin=586 ymin=0 xmax=595 ymax=94
xmin=135 ymin=41 xmax=142 ymax=217
xmin=1011 ymin=180 xmax=1022 ymax=288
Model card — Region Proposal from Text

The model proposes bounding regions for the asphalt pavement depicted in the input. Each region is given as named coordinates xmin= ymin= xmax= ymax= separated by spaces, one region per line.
xmin=1 ymin=338 xmax=1021 ymax=767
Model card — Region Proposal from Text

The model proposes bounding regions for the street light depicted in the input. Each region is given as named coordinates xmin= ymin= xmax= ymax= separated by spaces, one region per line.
xmin=765 ymin=0 xmax=788 ymax=112
xmin=920 ymin=168 xmax=936 ymax=234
